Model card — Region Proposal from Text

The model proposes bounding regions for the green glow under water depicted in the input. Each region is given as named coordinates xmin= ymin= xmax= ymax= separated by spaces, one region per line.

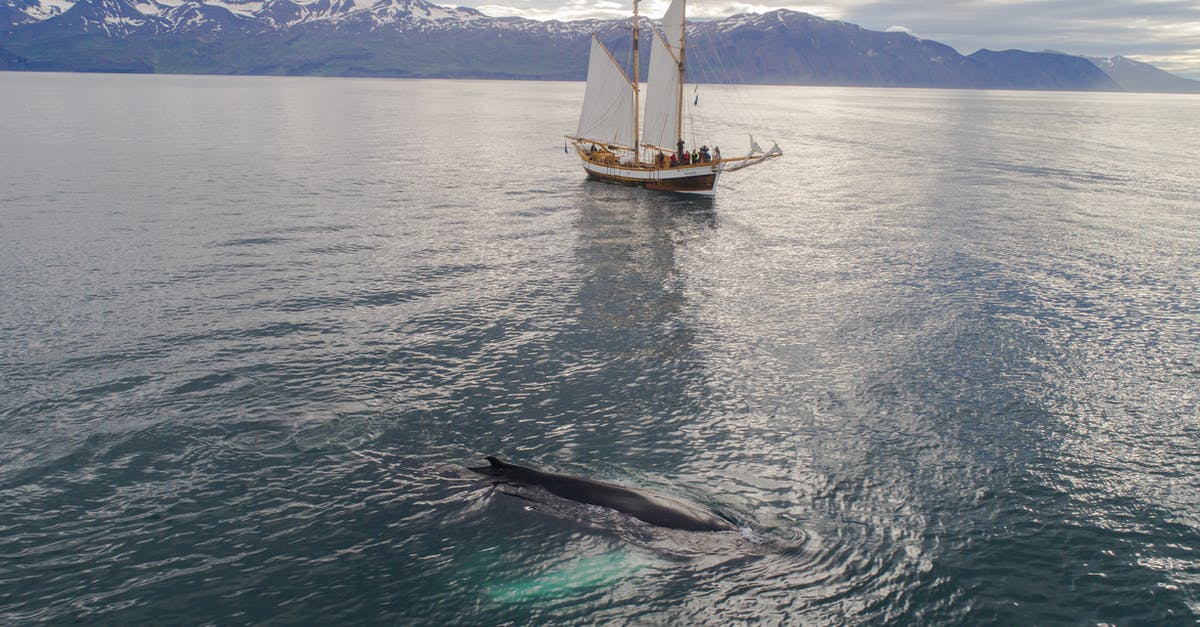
xmin=487 ymin=551 xmax=646 ymax=604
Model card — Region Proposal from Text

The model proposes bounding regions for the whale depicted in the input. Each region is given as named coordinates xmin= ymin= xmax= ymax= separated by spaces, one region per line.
xmin=469 ymin=456 xmax=735 ymax=532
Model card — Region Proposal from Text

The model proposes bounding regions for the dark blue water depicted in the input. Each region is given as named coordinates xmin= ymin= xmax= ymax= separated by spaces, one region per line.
xmin=2 ymin=72 xmax=1198 ymax=624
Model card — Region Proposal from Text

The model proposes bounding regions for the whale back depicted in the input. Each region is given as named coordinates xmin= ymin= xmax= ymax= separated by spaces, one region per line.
xmin=468 ymin=456 xmax=734 ymax=532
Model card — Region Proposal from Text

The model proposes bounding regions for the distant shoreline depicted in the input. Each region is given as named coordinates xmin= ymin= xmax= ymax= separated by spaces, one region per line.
xmin=5 ymin=68 xmax=1200 ymax=97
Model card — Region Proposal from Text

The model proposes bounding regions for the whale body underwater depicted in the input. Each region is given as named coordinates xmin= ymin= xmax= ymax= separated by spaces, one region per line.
xmin=469 ymin=456 xmax=735 ymax=532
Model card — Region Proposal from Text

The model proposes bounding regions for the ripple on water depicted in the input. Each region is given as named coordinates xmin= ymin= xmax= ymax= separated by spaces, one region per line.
xmin=1 ymin=77 xmax=1198 ymax=624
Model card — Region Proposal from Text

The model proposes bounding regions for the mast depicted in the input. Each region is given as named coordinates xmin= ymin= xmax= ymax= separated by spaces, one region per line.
xmin=633 ymin=0 xmax=684 ymax=154
xmin=632 ymin=0 xmax=640 ymax=160
xmin=675 ymin=0 xmax=685 ymax=146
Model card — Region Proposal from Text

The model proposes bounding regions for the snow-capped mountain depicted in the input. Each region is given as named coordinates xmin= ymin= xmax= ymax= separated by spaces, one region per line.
xmin=2 ymin=0 xmax=71 ymax=25
xmin=2 ymin=0 xmax=568 ymax=33
xmin=254 ymin=0 xmax=491 ymax=30
xmin=3 ymin=0 xmax=1198 ymax=93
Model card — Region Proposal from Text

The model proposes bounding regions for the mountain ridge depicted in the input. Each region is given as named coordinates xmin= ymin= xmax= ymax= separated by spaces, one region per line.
xmin=2 ymin=0 xmax=1199 ymax=93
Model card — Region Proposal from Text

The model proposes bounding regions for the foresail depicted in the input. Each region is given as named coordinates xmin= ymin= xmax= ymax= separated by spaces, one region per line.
xmin=641 ymin=0 xmax=685 ymax=151
xmin=577 ymin=36 xmax=637 ymax=148
xmin=641 ymin=31 xmax=681 ymax=151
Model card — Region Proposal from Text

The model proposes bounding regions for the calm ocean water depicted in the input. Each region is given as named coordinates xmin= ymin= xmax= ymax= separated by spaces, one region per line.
xmin=1 ymin=71 xmax=1198 ymax=624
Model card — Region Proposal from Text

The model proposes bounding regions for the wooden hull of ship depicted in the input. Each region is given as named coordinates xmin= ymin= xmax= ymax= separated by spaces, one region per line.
xmin=580 ymin=158 xmax=721 ymax=196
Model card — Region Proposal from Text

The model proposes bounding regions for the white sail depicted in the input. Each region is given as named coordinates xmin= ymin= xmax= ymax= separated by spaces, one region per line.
xmin=641 ymin=0 xmax=685 ymax=151
xmin=660 ymin=0 xmax=685 ymax=52
xmin=576 ymin=36 xmax=637 ymax=148
xmin=642 ymin=31 xmax=681 ymax=151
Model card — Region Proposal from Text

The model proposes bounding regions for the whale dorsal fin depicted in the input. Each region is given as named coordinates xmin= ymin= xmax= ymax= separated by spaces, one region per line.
xmin=486 ymin=456 xmax=516 ymax=469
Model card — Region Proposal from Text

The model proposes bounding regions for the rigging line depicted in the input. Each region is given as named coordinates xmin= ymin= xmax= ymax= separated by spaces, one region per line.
xmin=688 ymin=48 xmax=746 ymax=135
xmin=716 ymin=71 xmax=766 ymax=137
xmin=722 ymin=155 xmax=780 ymax=193
xmin=687 ymin=41 xmax=733 ymax=114
xmin=708 ymin=32 xmax=771 ymax=133
xmin=692 ymin=32 xmax=769 ymax=135
xmin=689 ymin=85 xmax=714 ymax=146
xmin=681 ymin=41 xmax=724 ymax=144
xmin=686 ymin=83 xmax=699 ymax=147
xmin=688 ymin=41 xmax=758 ymax=137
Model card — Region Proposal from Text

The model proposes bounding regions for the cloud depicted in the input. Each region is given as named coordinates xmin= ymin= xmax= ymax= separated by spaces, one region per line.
xmin=1129 ymin=48 xmax=1200 ymax=77
xmin=464 ymin=0 xmax=1200 ymax=78
xmin=841 ymin=0 xmax=1200 ymax=70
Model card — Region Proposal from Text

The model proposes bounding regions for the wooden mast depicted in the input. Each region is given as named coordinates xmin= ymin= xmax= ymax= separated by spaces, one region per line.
xmin=676 ymin=0 xmax=685 ymax=147
xmin=632 ymin=0 xmax=640 ymax=162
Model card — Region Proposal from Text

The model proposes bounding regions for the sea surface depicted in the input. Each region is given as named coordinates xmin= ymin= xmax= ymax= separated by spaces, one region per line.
xmin=1 ymin=71 xmax=1198 ymax=624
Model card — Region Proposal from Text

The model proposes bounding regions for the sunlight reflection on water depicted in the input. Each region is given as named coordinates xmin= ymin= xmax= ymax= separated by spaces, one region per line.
xmin=1 ymin=73 xmax=1198 ymax=624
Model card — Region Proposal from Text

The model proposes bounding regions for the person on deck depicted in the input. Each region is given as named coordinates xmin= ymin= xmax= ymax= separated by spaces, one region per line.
xmin=669 ymin=154 xmax=678 ymax=167
xmin=676 ymin=139 xmax=685 ymax=161
xmin=714 ymin=146 xmax=721 ymax=161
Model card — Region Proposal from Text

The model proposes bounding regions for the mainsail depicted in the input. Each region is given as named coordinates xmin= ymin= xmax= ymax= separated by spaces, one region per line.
xmin=641 ymin=0 xmax=685 ymax=150
xmin=576 ymin=36 xmax=637 ymax=149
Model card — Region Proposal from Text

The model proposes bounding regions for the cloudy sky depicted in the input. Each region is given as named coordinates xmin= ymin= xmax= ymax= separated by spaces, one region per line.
xmin=469 ymin=0 xmax=1200 ymax=78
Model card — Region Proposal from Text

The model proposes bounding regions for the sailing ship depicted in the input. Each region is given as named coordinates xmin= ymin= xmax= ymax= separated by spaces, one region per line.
xmin=566 ymin=0 xmax=781 ymax=196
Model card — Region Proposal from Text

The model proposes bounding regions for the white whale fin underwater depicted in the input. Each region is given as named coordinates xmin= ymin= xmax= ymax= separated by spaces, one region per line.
xmin=486 ymin=550 xmax=650 ymax=604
